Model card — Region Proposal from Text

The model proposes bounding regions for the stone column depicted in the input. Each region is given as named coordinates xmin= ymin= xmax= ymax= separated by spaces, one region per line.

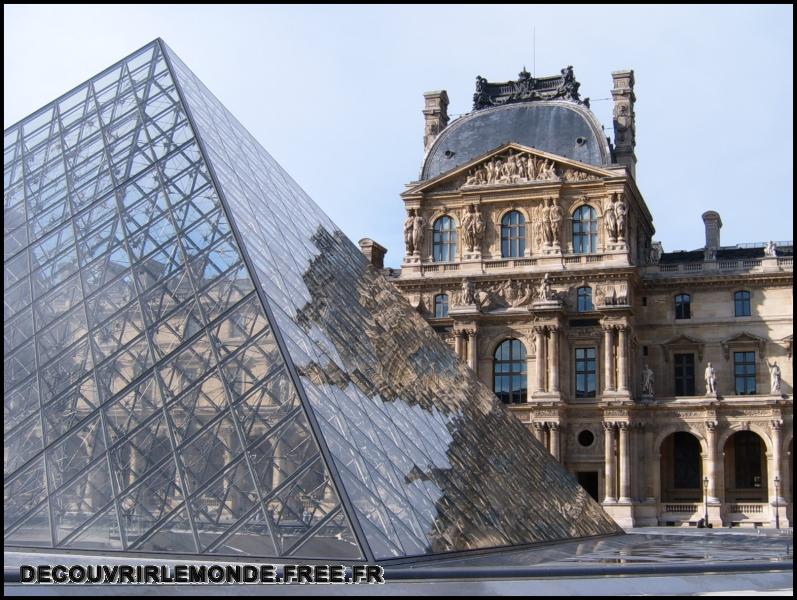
xmin=644 ymin=424 xmax=656 ymax=501
xmin=603 ymin=422 xmax=617 ymax=503
xmin=549 ymin=326 xmax=560 ymax=393
xmin=549 ymin=422 xmax=561 ymax=462
xmin=466 ymin=328 xmax=478 ymax=376
xmin=454 ymin=331 xmax=464 ymax=360
xmin=771 ymin=420 xmax=784 ymax=502
xmin=705 ymin=421 xmax=720 ymax=503
xmin=617 ymin=326 xmax=628 ymax=392
xmin=533 ymin=421 xmax=546 ymax=445
xmin=618 ymin=422 xmax=632 ymax=502
xmin=603 ymin=325 xmax=615 ymax=392
xmin=535 ymin=326 xmax=546 ymax=392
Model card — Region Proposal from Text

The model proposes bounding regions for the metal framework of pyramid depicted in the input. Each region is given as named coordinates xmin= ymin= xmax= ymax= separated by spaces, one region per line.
xmin=3 ymin=39 xmax=621 ymax=562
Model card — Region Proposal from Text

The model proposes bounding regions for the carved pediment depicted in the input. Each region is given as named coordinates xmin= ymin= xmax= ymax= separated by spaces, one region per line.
xmin=721 ymin=332 xmax=767 ymax=360
xmin=661 ymin=334 xmax=704 ymax=362
xmin=782 ymin=334 xmax=793 ymax=359
xmin=405 ymin=143 xmax=615 ymax=195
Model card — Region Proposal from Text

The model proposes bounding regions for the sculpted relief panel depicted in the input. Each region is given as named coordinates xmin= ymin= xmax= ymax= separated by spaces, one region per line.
xmin=462 ymin=149 xmax=599 ymax=189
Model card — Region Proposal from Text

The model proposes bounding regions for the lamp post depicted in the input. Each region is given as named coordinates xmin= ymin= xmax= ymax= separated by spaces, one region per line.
xmin=774 ymin=475 xmax=780 ymax=529
xmin=703 ymin=476 xmax=709 ymax=527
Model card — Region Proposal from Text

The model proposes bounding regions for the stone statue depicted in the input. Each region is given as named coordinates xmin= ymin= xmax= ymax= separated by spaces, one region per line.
xmin=473 ymin=75 xmax=490 ymax=110
xmin=461 ymin=204 xmax=485 ymax=252
xmin=411 ymin=210 xmax=426 ymax=256
xmin=641 ymin=364 xmax=655 ymax=396
xmin=765 ymin=240 xmax=777 ymax=257
xmin=461 ymin=279 xmax=475 ymax=306
xmin=648 ymin=241 xmax=663 ymax=264
xmin=704 ymin=362 xmax=718 ymax=396
xmin=615 ymin=194 xmax=628 ymax=240
xmin=404 ymin=209 xmax=416 ymax=254
xmin=499 ymin=279 xmax=533 ymax=308
xmin=549 ymin=198 xmax=563 ymax=245
xmin=538 ymin=273 xmax=554 ymax=301
xmin=540 ymin=199 xmax=553 ymax=246
xmin=768 ymin=361 xmax=782 ymax=394
xmin=604 ymin=195 xmax=618 ymax=241
xmin=540 ymin=159 xmax=557 ymax=180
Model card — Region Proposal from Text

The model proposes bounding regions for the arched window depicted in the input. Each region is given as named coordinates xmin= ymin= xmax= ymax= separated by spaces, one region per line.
xmin=577 ymin=286 xmax=593 ymax=312
xmin=572 ymin=205 xmax=598 ymax=254
xmin=434 ymin=294 xmax=448 ymax=318
xmin=432 ymin=216 xmax=457 ymax=262
xmin=675 ymin=293 xmax=691 ymax=319
xmin=493 ymin=339 xmax=527 ymax=404
xmin=734 ymin=290 xmax=751 ymax=317
xmin=501 ymin=210 xmax=525 ymax=257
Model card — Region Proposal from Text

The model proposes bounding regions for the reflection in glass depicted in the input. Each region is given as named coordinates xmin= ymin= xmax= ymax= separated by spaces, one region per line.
xmin=4 ymin=39 xmax=620 ymax=562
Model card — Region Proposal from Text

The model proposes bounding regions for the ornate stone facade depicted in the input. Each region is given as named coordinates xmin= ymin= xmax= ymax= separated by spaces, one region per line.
xmin=374 ymin=66 xmax=794 ymax=529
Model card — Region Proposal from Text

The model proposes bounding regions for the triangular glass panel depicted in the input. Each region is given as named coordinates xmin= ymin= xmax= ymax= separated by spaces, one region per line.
xmin=62 ymin=504 xmax=124 ymax=551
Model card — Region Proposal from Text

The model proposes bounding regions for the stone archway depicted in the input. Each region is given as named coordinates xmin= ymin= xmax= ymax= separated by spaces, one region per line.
xmin=660 ymin=431 xmax=703 ymax=503
xmin=723 ymin=430 xmax=768 ymax=504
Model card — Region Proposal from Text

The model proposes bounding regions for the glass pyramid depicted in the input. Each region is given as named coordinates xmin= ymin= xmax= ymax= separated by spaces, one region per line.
xmin=4 ymin=39 xmax=621 ymax=562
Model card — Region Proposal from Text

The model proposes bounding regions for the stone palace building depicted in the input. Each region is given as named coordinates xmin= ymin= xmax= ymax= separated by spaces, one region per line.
xmin=361 ymin=67 xmax=793 ymax=528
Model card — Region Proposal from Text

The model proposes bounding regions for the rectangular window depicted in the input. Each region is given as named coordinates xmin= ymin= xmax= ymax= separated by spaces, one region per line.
xmin=575 ymin=347 xmax=597 ymax=398
xmin=734 ymin=291 xmax=751 ymax=317
xmin=734 ymin=351 xmax=756 ymax=395
xmin=674 ymin=353 xmax=695 ymax=396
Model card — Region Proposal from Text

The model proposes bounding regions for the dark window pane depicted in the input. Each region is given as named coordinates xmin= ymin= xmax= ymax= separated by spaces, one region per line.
xmin=493 ymin=339 xmax=527 ymax=404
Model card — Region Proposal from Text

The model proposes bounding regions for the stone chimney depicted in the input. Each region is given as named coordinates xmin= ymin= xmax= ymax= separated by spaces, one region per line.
xmin=358 ymin=238 xmax=387 ymax=270
xmin=611 ymin=70 xmax=636 ymax=179
xmin=423 ymin=90 xmax=449 ymax=153
xmin=701 ymin=211 xmax=722 ymax=260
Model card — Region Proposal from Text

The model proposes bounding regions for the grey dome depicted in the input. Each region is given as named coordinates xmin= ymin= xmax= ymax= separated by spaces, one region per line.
xmin=422 ymin=101 xmax=612 ymax=180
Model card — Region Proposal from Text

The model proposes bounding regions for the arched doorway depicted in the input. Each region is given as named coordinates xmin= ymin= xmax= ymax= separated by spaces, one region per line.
xmin=660 ymin=432 xmax=703 ymax=503
xmin=723 ymin=431 xmax=768 ymax=504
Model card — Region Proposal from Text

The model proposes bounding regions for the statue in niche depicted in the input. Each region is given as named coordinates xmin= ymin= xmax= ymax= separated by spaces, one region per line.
xmin=704 ymin=362 xmax=718 ymax=396
xmin=615 ymin=193 xmax=628 ymax=240
xmin=404 ymin=209 xmax=416 ymax=254
xmin=549 ymin=198 xmax=563 ymax=246
xmin=604 ymin=194 xmax=618 ymax=242
xmin=641 ymin=364 xmax=655 ymax=397
xmin=411 ymin=210 xmax=426 ymax=256
xmin=540 ymin=199 xmax=553 ymax=246
xmin=765 ymin=240 xmax=777 ymax=257
xmin=768 ymin=361 xmax=782 ymax=394
xmin=461 ymin=204 xmax=485 ymax=252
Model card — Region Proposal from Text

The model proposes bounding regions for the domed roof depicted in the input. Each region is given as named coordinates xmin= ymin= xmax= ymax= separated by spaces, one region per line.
xmin=422 ymin=101 xmax=612 ymax=181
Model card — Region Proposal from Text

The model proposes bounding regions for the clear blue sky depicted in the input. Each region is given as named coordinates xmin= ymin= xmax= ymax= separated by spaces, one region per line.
xmin=5 ymin=5 xmax=793 ymax=268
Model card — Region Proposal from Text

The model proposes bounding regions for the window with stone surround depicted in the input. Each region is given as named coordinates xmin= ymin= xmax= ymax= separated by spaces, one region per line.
xmin=572 ymin=205 xmax=597 ymax=254
xmin=434 ymin=294 xmax=449 ymax=318
xmin=501 ymin=210 xmax=525 ymax=257
xmin=734 ymin=290 xmax=751 ymax=317
xmin=493 ymin=339 xmax=527 ymax=404
xmin=674 ymin=293 xmax=691 ymax=320
xmin=575 ymin=347 xmax=597 ymax=398
xmin=674 ymin=353 xmax=696 ymax=396
xmin=432 ymin=215 xmax=457 ymax=262
xmin=734 ymin=351 xmax=756 ymax=395
xmin=577 ymin=286 xmax=593 ymax=312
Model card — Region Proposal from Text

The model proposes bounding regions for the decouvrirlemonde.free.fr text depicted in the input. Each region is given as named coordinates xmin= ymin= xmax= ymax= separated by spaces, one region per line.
xmin=18 ymin=564 xmax=385 ymax=584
